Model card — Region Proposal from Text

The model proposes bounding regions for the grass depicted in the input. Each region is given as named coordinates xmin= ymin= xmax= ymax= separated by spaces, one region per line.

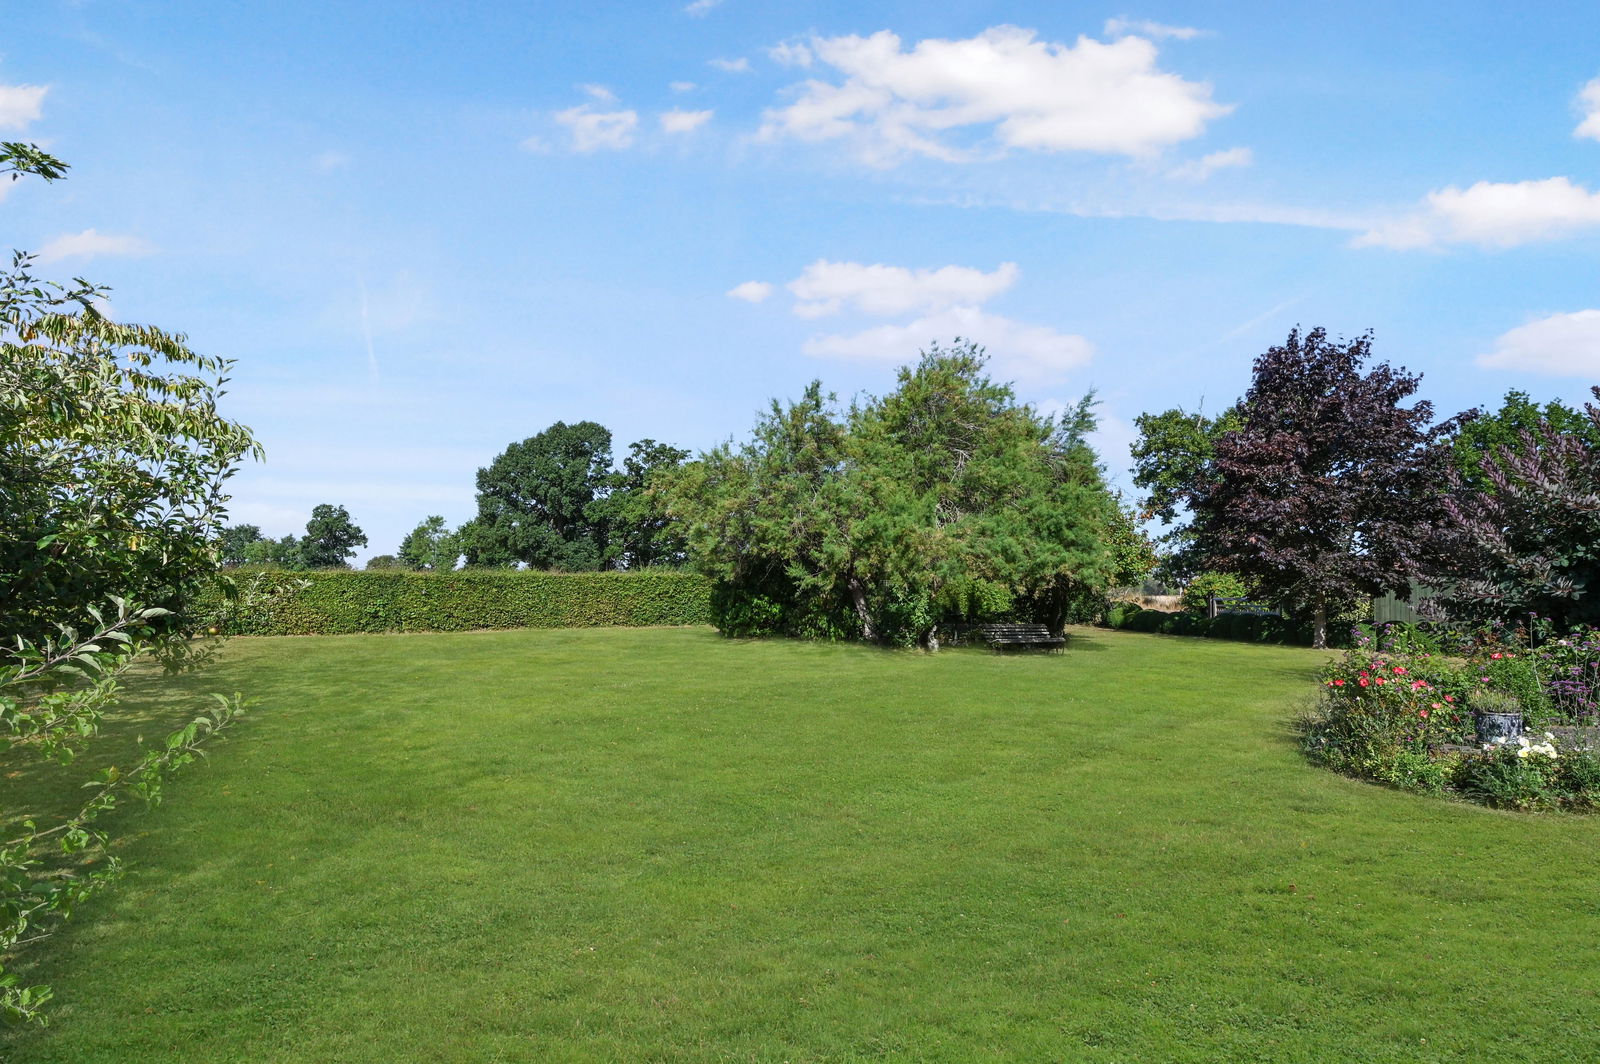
xmin=4 ymin=625 xmax=1600 ymax=1063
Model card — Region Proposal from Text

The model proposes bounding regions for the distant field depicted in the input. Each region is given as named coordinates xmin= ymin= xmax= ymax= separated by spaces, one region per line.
xmin=7 ymin=627 xmax=1600 ymax=1063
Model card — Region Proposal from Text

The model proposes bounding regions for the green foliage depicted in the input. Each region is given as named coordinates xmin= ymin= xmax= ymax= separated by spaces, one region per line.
xmin=589 ymin=439 xmax=690 ymax=570
xmin=300 ymin=504 xmax=367 ymax=569
xmin=364 ymin=554 xmax=403 ymax=570
xmin=1179 ymin=571 xmax=1252 ymax=614
xmin=216 ymin=524 xmax=263 ymax=567
xmin=205 ymin=569 xmax=713 ymax=635
xmin=1447 ymin=389 xmax=1600 ymax=491
xmin=666 ymin=342 xmax=1125 ymax=647
xmin=1455 ymin=739 xmax=1562 ymax=810
xmin=240 ymin=534 xmax=304 ymax=569
xmin=0 ymin=142 xmax=68 ymax=183
xmin=464 ymin=421 xmax=613 ymax=570
xmin=1 ymin=253 xmax=262 ymax=645
xmin=1102 ymin=606 xmax=1324 ymax=645
xmin=396 ymin=515 xmax=460 ymax=571
xmin=1130 ymin=404 xmax=1242 ymax=582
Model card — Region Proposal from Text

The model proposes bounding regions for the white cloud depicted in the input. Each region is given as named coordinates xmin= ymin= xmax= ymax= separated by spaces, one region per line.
xmin=769 ymin=40 xmax=813 ymax=68
xmin=1479 ymin=310 xmax=1600 ymax=376
xmin=709 ymin=57 xmax=751 ymax=73
xmin=555 ymin=105 xmax=639 ymax=152
xmin=787 ymin=260 xmax=1020 ymax=318
xmin=1103 ymin=17 xmax=1207 ymax=41
xmin=684 ymin=0 xmax=723 ymax=16
xmin=580 ymin=83 xmax=617 ymax=102
xmin=758 ymin=26 xmax=1230 ymax=166
xmin=670 ymin=80 xmax=697 ymax=93
xmin=727 ymin=280 xmax=774 ymax=302
xmin=804 ymin=306 xmax=1094 ymax=387
xmin=1167 ymin=145 xmax=1252 ymax=181
xmin=1355 ymin=177 xmax=1600 ymax=249
xmin=35 ymin=228 xmax=152 ymax=265
xmin=1576 ymin=77 xmax=1600 ymax=141
xmin=660 ymin=108 xmax=714 ymax=133
xmin=0 ymin=83 xmax=46 ymax=130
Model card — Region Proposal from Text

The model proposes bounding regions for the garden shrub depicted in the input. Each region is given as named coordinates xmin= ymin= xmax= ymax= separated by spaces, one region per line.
xmin=1179 ymin=571 xmax=1252 ymax=614
xmin=202 ymin=569 xmax=714 ymax=635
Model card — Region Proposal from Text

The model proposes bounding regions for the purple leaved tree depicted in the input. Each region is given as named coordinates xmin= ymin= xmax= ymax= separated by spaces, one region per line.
xmin=1187 ymin=328 xmax=1444 ymax=647
xmin=1430 ymin=388 xmax=1600 ymax=628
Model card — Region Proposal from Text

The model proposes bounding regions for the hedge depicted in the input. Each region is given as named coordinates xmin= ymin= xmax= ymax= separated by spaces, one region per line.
xmin=1101 ymin=605 xmax=1336 ymax=647
xmin=205 ymin=569 xmax=714 ymax=636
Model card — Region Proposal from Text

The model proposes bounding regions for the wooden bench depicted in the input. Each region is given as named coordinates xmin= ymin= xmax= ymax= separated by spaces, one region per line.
xmin=980 ymin=623 xmax=1066 ymax=651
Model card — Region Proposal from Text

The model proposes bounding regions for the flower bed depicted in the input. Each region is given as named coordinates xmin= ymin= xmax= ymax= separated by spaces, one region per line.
xmin=1301 ymin=622 xmax=1600 ymax=810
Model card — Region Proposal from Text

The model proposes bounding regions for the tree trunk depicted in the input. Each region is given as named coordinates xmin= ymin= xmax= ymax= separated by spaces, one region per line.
xmin=1312 ymin=601 xmax=1328 ymax=649
xmin=848 ymin=576 xmax=877 ymax=642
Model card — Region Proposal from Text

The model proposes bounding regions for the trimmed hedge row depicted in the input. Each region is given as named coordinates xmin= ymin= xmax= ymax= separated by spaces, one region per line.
xmin=1102 ymin=604 xmax=1330 ymax=647
xmin=208 ymin=569 xmax=714 ymax=636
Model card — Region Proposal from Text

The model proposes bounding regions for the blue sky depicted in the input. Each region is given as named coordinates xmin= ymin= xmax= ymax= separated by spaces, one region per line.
xmin=6 ymin=1 xmax=1600 ymax=562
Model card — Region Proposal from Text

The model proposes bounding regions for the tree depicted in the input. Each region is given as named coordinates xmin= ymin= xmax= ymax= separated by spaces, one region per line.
xmin=667 ymin=342 xmax=1126 ymax=646
xmin=1429 ymin=388 xmax=1600 ymax=627
xmin=463 ymin=421 xmax=612 ymax=570
xmin=365 ymin=554 xmax=404 ymax=570
xmin=1446 ymin=389 xmax=1600 ymax=490
xmin=2 ymin=148 xmax=258 ymax=1022
xmin=217 ymin=524 xmax=263 ymax=567
xmin=1130 ymin=404 xmax=1243 ymax=584
xmin=1186 ymin=328 xmax=1442 ymax=648
xmin=2 ymin=254 xmax=261 ymax=645
xmin=397 ymin=515 xmax=460 ymax=571
xmin=589 ymin=439 xmax=690 ymax=569
xmin=300 ymin=504 xmax=367 ymax=569
xmin=241 ymin=534 xmax=304 ymax=569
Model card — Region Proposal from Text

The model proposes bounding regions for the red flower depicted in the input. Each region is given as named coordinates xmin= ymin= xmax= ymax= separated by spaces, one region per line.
xmin=1375 ymin=677 xmax=1387 ymax=685
xmin=1444 ymin=695 xmax=1456 ymax=703
xmin=1393 ymin=666 xmax=1407 ymax=675
xmin=1358 ymin=679 xmax=1370 ymax=687
xmin=1334 ymin=679 xmax=1345 ymax=686
xmin=1419 ymin=708 xmax=1429 ymax=718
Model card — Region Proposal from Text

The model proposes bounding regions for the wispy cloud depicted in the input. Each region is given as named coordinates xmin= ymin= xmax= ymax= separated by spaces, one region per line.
xmin=580 ymin=83 xmax=617 ymax=102
xmin=709 ymin=57 xmax=751 ymax=73
xmin=1103 ymin=17 xmax=1209 ymax=41
xmin=788 ymin=260 xmax=1019 ymax=317
xmin=670 ymin=80 xmax=697 ymax=93
xmin=0 ymin=83 xmax=47 ymax=130
xmin=313 ymin=149 xmax=351 ymax=172
xmin=757 ymin=26 xmax=1231 ymax=167
xmin=684 ymin=0 xmax=724 ymax=16
xmin=1576 ymin=76 xmax=1600 ymax=141
xmin=1167 ymin=146 xmax=1253 ymax=181
xmin=727 ymin=280 xmax=773 ymax=302
xmin=660 ymin=108 xmax=714 ymax=134
xmin=769 ymin=40 xmax=812 ymax=67
xmin=35 ymin=228 xmax=153 ymax=264
xmin=555 ymin=104 xmax=639 ymax=152
xmin=804 ymin=306 xmax=1094 ymax=387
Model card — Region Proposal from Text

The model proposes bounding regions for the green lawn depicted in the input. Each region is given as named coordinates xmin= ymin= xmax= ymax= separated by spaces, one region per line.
xmin=6 ymin=626 xmax=1600 ymax=1063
